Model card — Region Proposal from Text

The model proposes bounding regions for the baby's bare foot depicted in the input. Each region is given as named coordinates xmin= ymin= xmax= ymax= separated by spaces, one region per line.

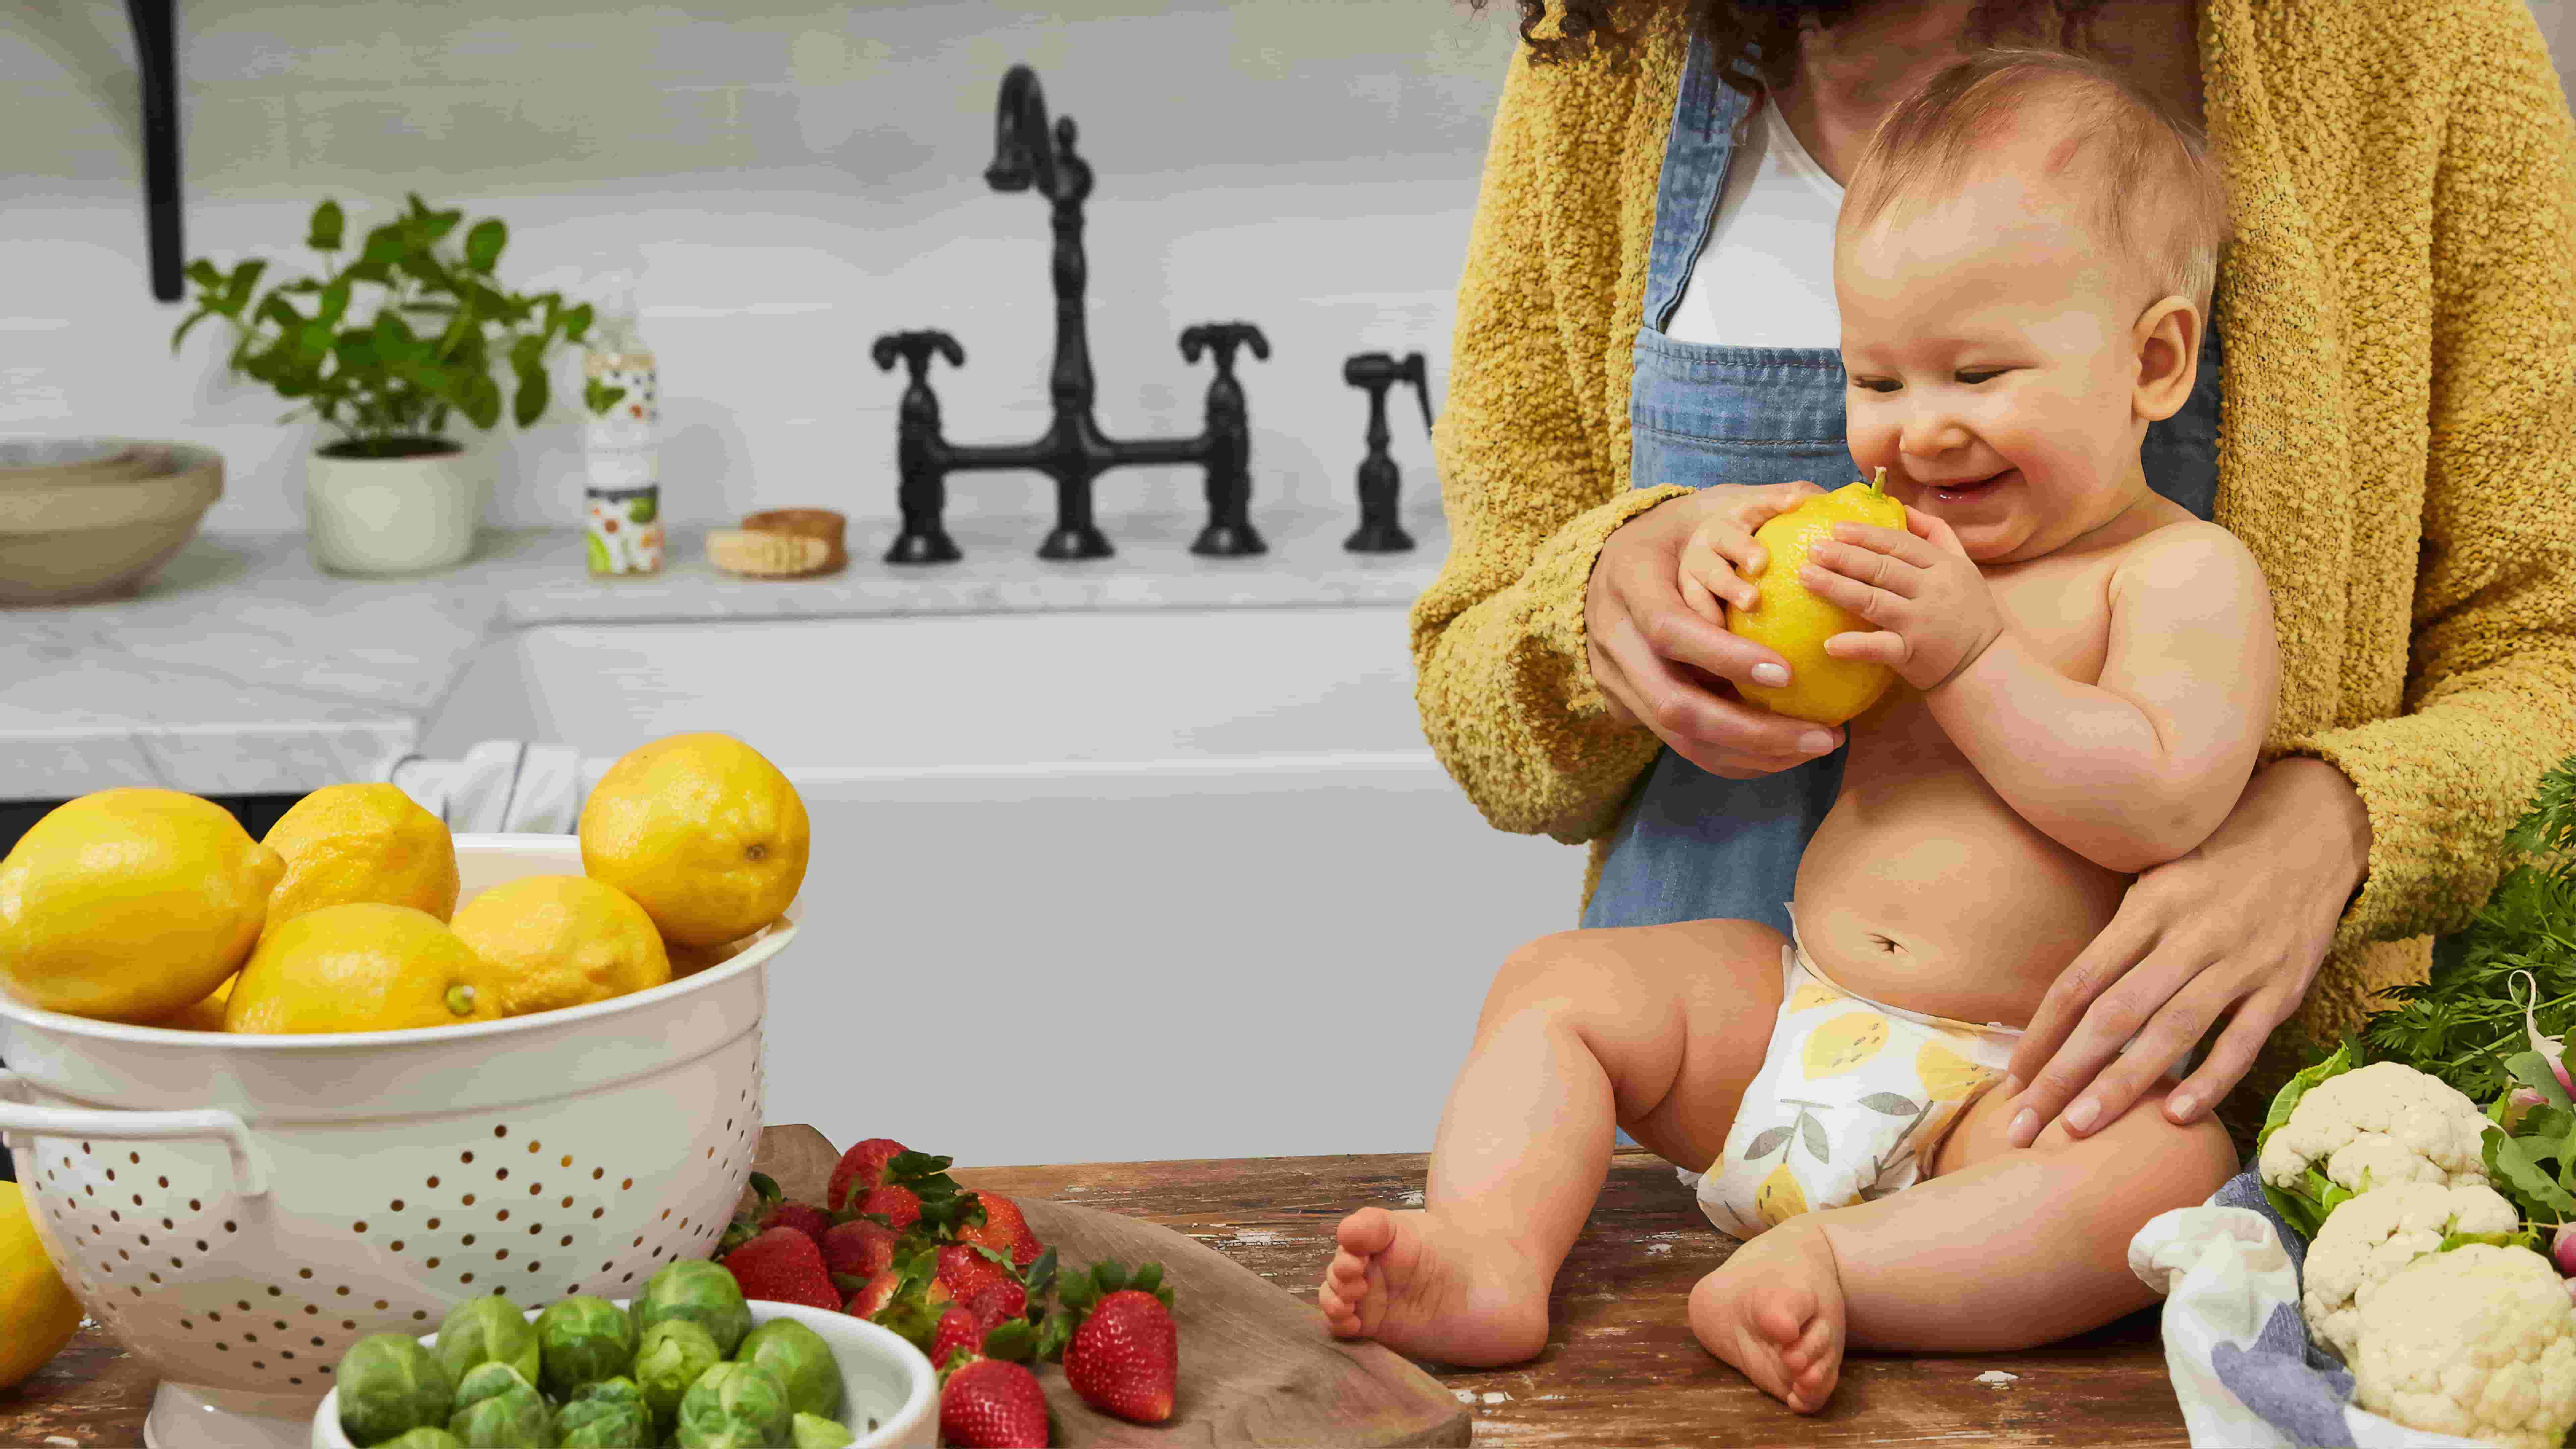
xmin=1317 ymin=1206 xmax=1550 ymax=1367
xmin=1689 ymin=1221 xmax=1847 ymax=1413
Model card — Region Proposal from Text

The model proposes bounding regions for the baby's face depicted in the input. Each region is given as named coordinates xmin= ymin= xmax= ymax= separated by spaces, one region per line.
xmin=1836 ymin=168 xmax=2167 ymax=565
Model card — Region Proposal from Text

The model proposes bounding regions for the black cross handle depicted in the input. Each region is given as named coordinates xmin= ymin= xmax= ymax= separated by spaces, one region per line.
xmin=1178 ymin=322 xmax=1271 ymax=381
xmin=870 ymin=329 xmax=966 ymax=381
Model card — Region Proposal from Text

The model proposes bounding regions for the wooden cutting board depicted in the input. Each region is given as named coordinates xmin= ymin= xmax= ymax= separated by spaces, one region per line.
xmin=750 ymin=1126 xmax=1470 ymax=1447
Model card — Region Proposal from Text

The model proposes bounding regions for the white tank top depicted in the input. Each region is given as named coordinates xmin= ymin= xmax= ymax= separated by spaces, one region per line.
xmin=1666 ymin=95 xmax=1845 ymax=349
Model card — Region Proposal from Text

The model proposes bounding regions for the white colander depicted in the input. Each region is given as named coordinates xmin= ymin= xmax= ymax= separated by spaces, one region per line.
xmin=0 ymin=835 xmax=790 ymax=1449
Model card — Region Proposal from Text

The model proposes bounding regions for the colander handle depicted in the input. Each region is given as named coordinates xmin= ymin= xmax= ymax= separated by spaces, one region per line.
xmin=0 ymin=1070 xmax=269 ymax=1199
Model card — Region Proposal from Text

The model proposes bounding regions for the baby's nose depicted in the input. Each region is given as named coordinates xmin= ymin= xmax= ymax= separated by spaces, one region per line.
xmin=1899 ymin=415 xmax=1973 ymax=457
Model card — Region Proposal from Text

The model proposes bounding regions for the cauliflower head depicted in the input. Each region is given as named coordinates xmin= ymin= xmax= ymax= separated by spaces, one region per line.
xmin=2258 ymin=1060 xmax=2492 ymax=1197
xmin=2350 ymin=1243 xmax=2576 ymax=1449
xmin=2300 ymin=1181 xmax=2521 ymax=1363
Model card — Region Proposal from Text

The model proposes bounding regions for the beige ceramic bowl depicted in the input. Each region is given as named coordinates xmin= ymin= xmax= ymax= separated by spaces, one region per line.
xmin=0 ymin=437 xmax=222 ymax=606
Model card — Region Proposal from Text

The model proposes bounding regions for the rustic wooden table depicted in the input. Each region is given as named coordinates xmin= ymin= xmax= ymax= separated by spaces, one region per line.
xmin=0 ymin=1131 xmax=2188 ymax=1447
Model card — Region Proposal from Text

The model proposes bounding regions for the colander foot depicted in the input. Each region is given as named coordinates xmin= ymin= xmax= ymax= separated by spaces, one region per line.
xmin=143 ymin=1381 xmax=313 ymax=1449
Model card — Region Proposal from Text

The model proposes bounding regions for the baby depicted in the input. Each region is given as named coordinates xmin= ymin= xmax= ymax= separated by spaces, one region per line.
xmin=1320 ymin=51 xmax=2273 ymax=1410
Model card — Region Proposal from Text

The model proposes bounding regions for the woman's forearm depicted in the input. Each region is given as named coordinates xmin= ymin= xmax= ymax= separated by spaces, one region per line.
xmin=1926 ymin=631 xmax=2247 ymax=872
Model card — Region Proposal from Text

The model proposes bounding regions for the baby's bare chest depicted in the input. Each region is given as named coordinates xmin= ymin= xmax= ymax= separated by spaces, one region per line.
xmin=1861 ymin=555 xmax=2121 ymax=748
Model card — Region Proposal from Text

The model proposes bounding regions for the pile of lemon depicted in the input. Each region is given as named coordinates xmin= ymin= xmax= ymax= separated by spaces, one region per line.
xmin=0 ymin=732 xmax=809 ymax=1035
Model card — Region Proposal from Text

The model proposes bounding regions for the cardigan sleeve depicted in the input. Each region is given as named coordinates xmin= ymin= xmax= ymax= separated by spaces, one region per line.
xmin=1409 ymin=43 xmax=1695 ymax=845
xmin=2282 ymin=0 xmax=2576 ymax=952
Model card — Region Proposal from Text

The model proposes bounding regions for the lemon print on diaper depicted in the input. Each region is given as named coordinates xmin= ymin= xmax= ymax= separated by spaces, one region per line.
xmin=1754 ymin=1163 xmax=1811 ymax=1227
xmin=1918 ymin=1040 xmax=1997 ymax=1102
xmin=1802 ymin=1012 xmax=1890 ymax=1078
xmin=1787 ymin=982 xmax=1841 ymax=1013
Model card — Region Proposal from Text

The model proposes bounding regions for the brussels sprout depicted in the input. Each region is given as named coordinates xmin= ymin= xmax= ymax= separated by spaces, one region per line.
xmin=337 ymin=1332 xmax=458 ymax=1446
xmin=571 ymin=1376 xmax=648 ymax=1411
xmin=447 ymin=1360 xmax=555 ymax=1447
xmin=436 ymin=1295 xmax=543 ymax=1389
xmin=735 ymin=1319 xmax=841 ymax=1421
xmin=535 ymin=1294 xmax=640 ymax=1398
xmin=555 ymin=1395 xmax=653 ymax=1448
xmin=790 ymin=1413 xmax=855 ymax=1449
xmin=633 ymin=1318 xmax=724 ymax=1425
xmin=377 ymin=1431 xmax=469 ymax=1449
xmin=632 ymin=1260 xmax=752 ymax=1358
xmin=453 ymin=1361 xmax=536 ymax=1414
xmin=674 ymin=1361 xmax=791 ymax=1449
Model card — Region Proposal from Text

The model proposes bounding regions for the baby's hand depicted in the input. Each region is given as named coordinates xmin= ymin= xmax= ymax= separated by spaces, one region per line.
xmin=1675 ymin=481 xmax=1827 ymax=626
xmin=1800 ymin=508 xmax=2006 ymax=691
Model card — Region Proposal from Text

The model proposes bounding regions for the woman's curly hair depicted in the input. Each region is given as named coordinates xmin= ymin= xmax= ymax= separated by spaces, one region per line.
xmin=1479 ymin=1 xmax=2107 ymax=93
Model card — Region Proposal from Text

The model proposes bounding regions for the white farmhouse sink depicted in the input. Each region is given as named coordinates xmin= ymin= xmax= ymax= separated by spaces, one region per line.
xmin=416 ymin=607 xmax=1580 ymax=1167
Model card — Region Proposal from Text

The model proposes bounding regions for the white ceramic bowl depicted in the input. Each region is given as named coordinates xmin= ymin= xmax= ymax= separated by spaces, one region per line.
xmin=307 ymin=1296 xmax=936 ymax=1449
xmin=0 ymin=835 xmax=792 ymax=1449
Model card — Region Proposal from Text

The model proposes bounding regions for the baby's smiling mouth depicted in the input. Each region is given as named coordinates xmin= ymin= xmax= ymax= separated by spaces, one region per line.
xmin=1922 ymin=468 xmax=2017 ymax=503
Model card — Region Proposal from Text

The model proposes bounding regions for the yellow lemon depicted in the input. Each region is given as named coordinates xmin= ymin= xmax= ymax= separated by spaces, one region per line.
xmin=1754 ymin=1164 xmax=1811 ymax=1228
xmin=1802 ymin=1012 xmax=1891 ymax=1078
xmin=449 ymin=875 xmax=671 ymax=1018
xmin=260 ymin=783 xmax=459 ymax=941
xmin=666 ymin=924 xmax=771 ymax=980
xmin=1726 ymin=469 xmax=1910 ymax=726
xmin=156 ymin=973 xmax=236 ymax=1032
xmin=0 ymin=1181 xmax=81 ymax=1390
xmin=1919 ymin=1040 xmax=1998 ymax=1103
xmin=579 ymin=733 xmax=810 ymax=948
xmin=1786 ymin=982 xmax=1841 ymax=1013
xmin=0 ymin=788 xmax=283 ymax=1023
xmin=224 ymin=903 xmax=500 ymax=1034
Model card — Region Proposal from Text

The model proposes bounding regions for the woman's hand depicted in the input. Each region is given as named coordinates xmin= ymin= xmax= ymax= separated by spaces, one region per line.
xmin=1798 ymin=508 xmax=2007 ymax=692
xmin=1998 ymin=757 xmax=2375 ymax=1146
xmin=1587 ymin=482 xmax=1850 ymax=780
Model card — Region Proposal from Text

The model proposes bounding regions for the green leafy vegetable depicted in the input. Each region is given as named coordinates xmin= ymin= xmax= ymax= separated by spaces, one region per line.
xmin=2362 ymin=755 xmax=2576 ymax=1104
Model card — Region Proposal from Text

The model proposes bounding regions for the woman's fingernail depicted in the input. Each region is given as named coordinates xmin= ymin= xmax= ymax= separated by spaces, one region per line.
xmin=2000 ymin=1074 xmax=2024 ymax=1097
xmin=1753 ymin=663 xmax=1789 ymax=687
xmin=2168 ymin=1093 xmax=2197 ymax=1121
xmin=2066 ymin=1097 xmax=2100 ymax=1133
xmin=2008 ymin=1108 xmax=2036 ymax=1145
xmin=1799 ymin=731 xmax=1834 ymax=753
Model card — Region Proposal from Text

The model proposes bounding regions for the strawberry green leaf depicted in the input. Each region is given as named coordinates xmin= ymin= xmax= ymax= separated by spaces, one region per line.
xmin=981 ymin=1319 xmax=1037 ymax=1363
xmin=1096 ymin=1262 xmax=1130 ymax=1294
xmin=1130 ymin=1263 xmax=1164 ymax=1300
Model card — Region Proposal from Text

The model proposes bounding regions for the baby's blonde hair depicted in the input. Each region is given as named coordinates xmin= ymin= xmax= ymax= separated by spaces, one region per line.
xmin=1841 ymin=49 xmax=2229 ymax=314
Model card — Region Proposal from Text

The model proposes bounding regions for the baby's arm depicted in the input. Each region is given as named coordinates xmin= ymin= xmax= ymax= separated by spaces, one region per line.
xmin=1923 ymin=524 xmax=2277 ymax=873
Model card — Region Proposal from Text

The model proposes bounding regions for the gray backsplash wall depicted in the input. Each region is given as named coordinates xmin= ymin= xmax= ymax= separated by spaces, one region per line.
xmin=2 ymin=1 xmax=1516 ymax=533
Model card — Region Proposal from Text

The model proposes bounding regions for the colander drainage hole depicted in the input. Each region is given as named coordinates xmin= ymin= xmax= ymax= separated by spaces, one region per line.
xmin=298 ymin=1268 xmax=312 ymax=1279
xmin=266 ymin=1286 xmax=282 ymax=1297
xmin=104 ymin=1168 xmax=114 ymax=1181
xmin=494 ymin=1126 xmax=507 ymax=1138
xmin=188 ymin=1198 xmax=200 ymax=1211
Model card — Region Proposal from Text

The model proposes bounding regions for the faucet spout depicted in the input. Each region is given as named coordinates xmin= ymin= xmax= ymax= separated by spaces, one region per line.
xmin=983 ymin=64 xmax=1058 ymax=199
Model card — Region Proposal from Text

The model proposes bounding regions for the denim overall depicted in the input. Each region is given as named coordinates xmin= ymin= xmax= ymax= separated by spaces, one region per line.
xmin=1580 ymin=35 xmax=2225 ymax=934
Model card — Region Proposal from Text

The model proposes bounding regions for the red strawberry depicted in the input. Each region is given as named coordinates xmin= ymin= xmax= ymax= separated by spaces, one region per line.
xmin=937 ymin=1243 xmax=1016 ymax=1301
xmin=854 ymin=1182 xmax=921 ymax=1232
xmin=939 ymin=1358 xmax=1049 ymax=1448
xmin=929 ymin=1304 xmax=987 ymax=1370
xmin=1042 ymin=1262 xmax=1177 ymax=1425
xmin=844 ymin=1266 xmax=902 ymax=1320
xmin=826 ymin=1137 xmax=910 ymax=1214
xmin=966 ymin=1280 xmax=1027 ymax=1328
xmin=821 ymin=1218 xmax=899 ymax=1279
xmin=765 ymin=1199 xmax=833 ymax=1247
xmin=720 ymin=1226 xmax=840 ymax=1311
xmin=956 ymin=1192 xmax=1044 ymax=1269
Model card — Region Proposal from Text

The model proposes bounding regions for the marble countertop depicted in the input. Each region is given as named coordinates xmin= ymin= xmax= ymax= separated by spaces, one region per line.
xmin=1 ymin=504 xmax=1448 ymax=801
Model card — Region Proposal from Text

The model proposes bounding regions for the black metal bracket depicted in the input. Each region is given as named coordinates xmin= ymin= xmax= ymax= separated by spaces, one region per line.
xmin=129 ymin=0 xmax=183 ymax=302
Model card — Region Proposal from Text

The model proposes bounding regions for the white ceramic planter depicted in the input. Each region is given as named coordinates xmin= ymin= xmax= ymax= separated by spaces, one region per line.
xmin=304 ymin=443 xmax=491 ymax=576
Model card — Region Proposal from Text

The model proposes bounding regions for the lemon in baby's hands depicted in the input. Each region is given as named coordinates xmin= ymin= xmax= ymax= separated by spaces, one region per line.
xmin=449 ymin=874 xmax=670 ymax=1017
xmin=1725 ymin=469 xmax=1908 ymax=726
xmin=0 ymin=788 xmax=283 ymax=1023
xmin=579 ymin=732 xmax=809 ymax=948
xmin=258 ymin=783 xmax=459 ymax=940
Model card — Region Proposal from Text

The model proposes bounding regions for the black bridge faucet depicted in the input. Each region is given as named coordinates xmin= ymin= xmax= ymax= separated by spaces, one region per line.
xmin=872 ymin=65 xmax=1272 ymax=564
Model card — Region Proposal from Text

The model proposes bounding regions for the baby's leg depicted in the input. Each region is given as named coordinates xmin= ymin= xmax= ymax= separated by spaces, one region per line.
xmin=1689 ymin=1078 xmax=2235 ymax=1403
xmin=1319 ymin=918 xmax=1782 ymax=1366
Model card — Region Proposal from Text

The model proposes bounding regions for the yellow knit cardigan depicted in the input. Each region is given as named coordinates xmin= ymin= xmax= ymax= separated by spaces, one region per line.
xmin=1412 ymin=0 xmax=2576 ymax=1077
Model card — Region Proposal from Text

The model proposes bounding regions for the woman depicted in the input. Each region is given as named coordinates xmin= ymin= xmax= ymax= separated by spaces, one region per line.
xmin=1414 ymin=0 xmax=2576 ymax=1144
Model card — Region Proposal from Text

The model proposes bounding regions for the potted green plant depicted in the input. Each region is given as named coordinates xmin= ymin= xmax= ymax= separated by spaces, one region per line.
xmin=171 ymin=194 xmax=602 ymax=576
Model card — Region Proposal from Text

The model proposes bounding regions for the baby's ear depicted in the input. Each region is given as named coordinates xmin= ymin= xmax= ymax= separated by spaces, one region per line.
xmin=2131 ymin=297 xmax=2202 ymax=424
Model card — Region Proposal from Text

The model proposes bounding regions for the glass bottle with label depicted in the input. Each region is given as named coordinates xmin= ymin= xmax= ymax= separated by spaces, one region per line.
xmin=582 ymin=275 xmax=662 ymax=577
